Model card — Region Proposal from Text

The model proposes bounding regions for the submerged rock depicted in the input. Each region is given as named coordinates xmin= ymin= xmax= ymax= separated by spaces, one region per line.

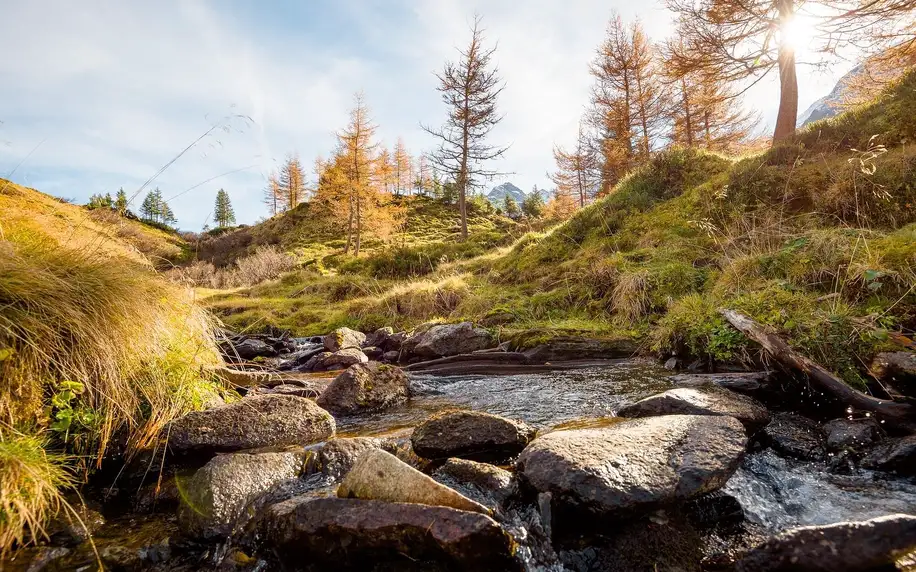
xmin=324 ymin=327 xmax=367 ymax=352
xmin=432 ymin=458 xmax=518 ymax=510
xmin=861 ymin=434 xmax=916 ymax=475
xmin=316 ymin=362 xmax=409 ymax=415
xmin=736 ymin=514 xmax=916 ymax=572
xmin=402 ymin=322 xmax=495 ymax=359
xmin=178 ymin=450 xmax=305 ymax=540
xmin=411 ymin=410 xmax=536 ymax=463
xmin=516 ymin=415 xmax=746 ymax=516
xmin=260 ymin=496 xmax=518 ymax=571
xmin=166 ymin=394 xmax=335 ymax=455
xmin=618 ymin=387 xmax=770 ymax=432
xmin=822 ymin=418 xmax=882 ymax=452
xmin=763 ymin=413 xmax=826 ymax=461
xmin=337 ymin=449 xmax=489 ymax=515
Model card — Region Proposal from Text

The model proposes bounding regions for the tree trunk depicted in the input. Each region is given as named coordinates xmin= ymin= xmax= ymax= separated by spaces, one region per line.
xmin=720 ymin=309 xmax=915 ymax=432
xmin=345 ymin=195 xmax=354 ymax=254
xmin=682 ymin=78 xmax=693 ymax=147
xmin=354 ymin=196 xmax=362 ymax=256
xmin=773 ymin=0 xmax=799 ymax=143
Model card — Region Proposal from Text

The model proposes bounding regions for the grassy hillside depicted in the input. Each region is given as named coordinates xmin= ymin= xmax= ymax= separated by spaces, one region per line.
xmin=205 ymin=72 xmax=916 ymax=389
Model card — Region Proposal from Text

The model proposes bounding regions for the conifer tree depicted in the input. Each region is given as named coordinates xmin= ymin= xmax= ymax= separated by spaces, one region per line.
xmin=263 ymin=174 xmax=285 ymax=216
xmin=521 ymin=192 xmax=545 ymax=219
xmin=393 ymin=138 xmax=413 ymax=197
xmin=279 ymin=155 xmax=306 ymax=209
xmin=115 ymin=188 xmax=128 ymax=213
xmin=550 ymin=121 xmax=600 ymax=208
xmin=214 ymin=188 xmax=236 ymax=228
xmin=139 ymin=191 xmax=159 ymax=222
xmin=376 ymin=146 xmax=396 ymax=195
xmin=423 ymin=15 xmax=508 ymax=240
xmin=502 ymin=195 xmax=520 ymax=219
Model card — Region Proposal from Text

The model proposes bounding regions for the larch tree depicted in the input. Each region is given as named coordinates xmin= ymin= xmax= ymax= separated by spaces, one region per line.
xmin=279 ymin=154 xmax=306 ymax=209
xmin=263 ymin=173 xmax=285 ymax=215
xmin=115 ymin=188 xmax=128 ymax=213
xmin=393 ymin=138 xmax=413 ymax=196
xmin=338 ymin=92 xmax=380 ymax=256
xmin=214 ymin=188 xmax=236 ymax=228
xmin=376 ymin=145 xmax=396 ymax=195
xmin=665 ymin=0 xmax=916 ymax=143
xmin=550 ymin=121 xmax=600 ymax=208
xmin=423 ymin=15 xmax=508 ymax=240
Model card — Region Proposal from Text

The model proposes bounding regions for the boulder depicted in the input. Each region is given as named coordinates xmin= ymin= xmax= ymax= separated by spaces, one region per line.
xmin=338 ymin=449 xmax=489 ymax=514
xmin=736 ymin=514 xmax=916 ymax=572
xmin=362 ymin=346 xmax=384 ymax=360
xmin=432 ymin=458 xmax=518 ymax=509
xmin=402 ymin=322 xmax=495 ymax=359
xmin=300 ymin=348 xmax=368 ymax=372
xmin=260 ymin=496 xmax=517 ymax=571
xmin=167 ymin=395 xmax=335 ymax=455
xmin=382 ymin=350 xmax=400 ymax=363
xmin=823 ymin=418 xmax=882 ymax=452
xmin=323 ymin=327 xmax=366 ymax=352
xmin=302 ymin=437 xmax=384 ymax=480
xmin=363 ymin=326 xmax=394 ymax=349
xmin=870 ymin=351 xmax=916 ymax=396
xmin=516 ymin=415 xmax=746 ymax=516
xmin=618 ymin=387 xmax=770 ymax=432
xmin=763 ymin=413 xmax=826 ymax=461
xmin=177 ymin=451 xmax=305 ymax=540
xmin=411 ymin=410 xmax=536 ymax=463
xmin=228 ymin=338 xmax=278 ymax=360
xmin=861 ymin=434 xmax=916 ymax=475
xmin=514 ymin=334 xmax=638 ymax=363
xmin=316 ymin=363 xmax=410 ymax=415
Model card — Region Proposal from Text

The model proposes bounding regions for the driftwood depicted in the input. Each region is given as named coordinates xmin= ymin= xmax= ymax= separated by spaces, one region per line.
xmin=720 ymin=309 xmax=916 ymax=432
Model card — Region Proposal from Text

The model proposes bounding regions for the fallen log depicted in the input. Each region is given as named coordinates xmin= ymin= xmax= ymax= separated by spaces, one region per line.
xmin=719 ymin=309 xmax=916 ymax=432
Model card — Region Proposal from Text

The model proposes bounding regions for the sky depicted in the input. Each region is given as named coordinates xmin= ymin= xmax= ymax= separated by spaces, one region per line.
xmin=0 ymin=0 xmax=853 ymax=230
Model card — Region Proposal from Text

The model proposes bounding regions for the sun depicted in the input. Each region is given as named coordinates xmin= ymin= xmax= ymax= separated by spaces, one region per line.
xmin=781 ymin=14 xmax=816 ymax=56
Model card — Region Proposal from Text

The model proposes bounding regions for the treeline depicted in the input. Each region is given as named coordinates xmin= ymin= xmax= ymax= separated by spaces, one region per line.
xmin=85 ymin=186 xmax=238 ymax=232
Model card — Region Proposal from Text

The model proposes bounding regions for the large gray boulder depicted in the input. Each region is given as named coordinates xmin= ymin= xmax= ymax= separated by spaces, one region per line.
xmin=260 ymin=496 xmax=518 ymax=571
xmin=177 ymin=451 xmax=304 ymax=540
xmin=618 ymin=387 xmax=770 ymax=432
xmin=300 ymin=348 xmax=368 ymax=372
xmin=316 ymin=363 xmax=409 ymax=415
xmin=516 ymin=415 xmax=746 ymax=516
xmin=736 ymin=514 xmax=916 ymax=572
xmin=167 ymin=395 xmax=335 ymax=455
xmin=403 ymin=322 xmax=495 ymax=359
xmin=323 ymin=327 xmax=366 ymax=352
xmin=411 ymin=410 xmax=536 ymax=463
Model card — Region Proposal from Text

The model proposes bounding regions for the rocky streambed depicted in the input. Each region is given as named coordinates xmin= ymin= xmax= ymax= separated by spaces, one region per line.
xmin=8 ymin=325 xmax=916 ymax=572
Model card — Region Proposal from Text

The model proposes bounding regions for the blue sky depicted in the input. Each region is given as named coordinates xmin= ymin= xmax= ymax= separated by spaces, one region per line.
xmin=0 ymin=0 xmax=851 ymax=230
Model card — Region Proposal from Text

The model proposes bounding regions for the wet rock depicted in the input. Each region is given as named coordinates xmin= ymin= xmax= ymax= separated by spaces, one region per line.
xmin=20 ymin=546 xmax=71 ymax=572
xmin=516 ymin=335 xmax=638 ymax=363
xmin=46 ymin=503 xmax=105 ymax=545
xmin=363 ymin=346 xmax=384 ymax=360
xmin=261 ymin=496 xmax=518 ymax=571
xmin=178 ymin=450 xmax=305 ymax=540
xmin=432 ymin=458 xmax=518 ymax=509
xmin=167 ymin=394 xmax=335 ymax=455
xmin=363 ymin=326 xmax=394 ymax=349
xmin=228 ymin=338 xmax=278 ymax=360
xmin=735 ymin=514 xmax=916 ymax=572
xmin=300 ymin=348 xmax=368 ymax=372
xmin=402 ymin=322 xmax=495 ymax=359
xmin=384 ymin=331 xmax=408 ymax=352
xmin=323 ymin=327 xmax=366 ymax=352
xmin=763 ymin=413 xmax=826 ymax=461
xmin=861 ymin=434 xmax=916 ymax=475
xmin=822 ymin=418 xmax=882 ymax=452
xmin=302 ymin=437 xmax=384 ymax=479
xmin=100 ymin=545 xmax=141 ymax=570
xmin=316 ymin=362 xmax=409 ymax=415
xmin=255 ymin=383 xmax=322 ymax=399
xmin=338 ymin=448 xmax=490 ymax=514
xmin=870 ymin=351 xmax=916 ymax=396
xmin=382 ymin=350 xmax=400 ymax=363
xmin=516 ymin=415 xmax=747 ymax=516
xmin=618 ymin=387 xmax=770 ymax=432
xmin=411 ymin=410 xmax=536 ymax=463
xmin=277 ymin=347 xmax=326 ymax=370
xmin=671 ymin=372 xmax=772 ymax=393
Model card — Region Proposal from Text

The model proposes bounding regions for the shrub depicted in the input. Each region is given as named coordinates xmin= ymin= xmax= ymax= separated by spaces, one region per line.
xmin=168 ymin=245 xmax=297 ymax=288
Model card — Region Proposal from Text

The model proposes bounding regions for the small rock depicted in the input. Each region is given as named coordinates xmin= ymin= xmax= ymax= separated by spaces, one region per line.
xmin=363 ymin=326 xmax=394 ymax=348
xmin=433 ymin=458 xmax=518 ymax=509
xmin=382 ymin=350 xmax=400 ymax=363
xmin=822 ymin=418 xmax=882 ymax=452
xmin=300 ymin=348 xmax=368 ymax=372
xmin=664 ymin=356 xmax=679 ymax=370
xmin=256 ymin=383 xmax=322 ymax=399
xmin=338 ymin=449 xmax=490 ymax=515
xmin=178 ymin=450 xmax=305 ymax=540
xmin=402 ymin=322 xmax=495 ymax=359
xmin=411 ymin=410 xmax=536 ymax=463
xmin=323 ymin=327 xmax=366 ymax=352
xmin=229 ymin=338 xmax=278 ymax=360
xmin=870 ymin=351 xmax=916 ymax=396
xmin=362 ymin=346 xmax=384 ymax=360
xmin=316 ymin=362 xmax=409 ymax=415
xmin=516 ymin=415 xmax=747 ymax=516
xmin=167 ymin=394 xmax=335 ymax=455
xmin=618 ymin=387 xmax=770 ymax=432
xmin=46 ymin=503 xmax=105 ymax=545
xmin=260 ymin=496 xmax=517 ymax=571
xmin=100 ymin=545 xmax=141 ymax=570
xmin=861 ymin=434 xmax=916 ymax=475
xmin=763 ymin=413 xmax=826 ymax=461
xmin=384 ymin=331 xmax=408 ymax=352
xmin=303 ymin=437 xmax=384 ymax=479
xmin=736 ymin=514 xmax=916 ymax=572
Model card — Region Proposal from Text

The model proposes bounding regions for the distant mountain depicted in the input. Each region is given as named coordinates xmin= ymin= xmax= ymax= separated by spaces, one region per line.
xmin=798 ymin=64 xmax=865 ymax=127
xmin=486 ymin=182 xmax=526 ymax=206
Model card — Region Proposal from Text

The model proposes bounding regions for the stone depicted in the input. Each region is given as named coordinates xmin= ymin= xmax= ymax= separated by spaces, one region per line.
xmin=382 ymin=350 xmax=400 ymax=363
xmin=166 ymin=394 xmax=335 ymax=455
xmin=300 ymin=348 xmax=368 ymax=372
xmin=363 ymin=326 xmax=394 ymax=349
xmin=736 ymin=514 xmax=916 ymax=572
xmin=763 ymin=413 xmax=826 ymax=461
xmin=411 ymin=410 xmax=536 ymax=463
xmin=516 ymin=415 xmax=747 ymax=516
xmin=316 ymin=362 xmax=410 ymax=415
xmin=229 ymin=338 xmax=278 ymax=360
xmin=178 ymin=450 xmax=305 ymax=540
xmin=618 ymin=387 xmax=770 ymax=432
xmin=432 ymin=458 xmax=518 ymax=509
xmin=402 ymin=322 xmax=495 ymax=359
xmin=260 ymin=496 xmax=518 ymax=571
xmin=861 ymin=434 xmax=916 ymax=475
xmin=870 ymin=351 xmax=916 ymax=396
xmin=302 ymin=437 xmax=384 ymax=480
xmin=255 ymin=383 xmax=322 ymax=399
xmin=822 ymin=418 xmax=882 ymax=451
xmin=362 ymin=346 xmax=384 ymax=360
xmin=337 ymin=449 xmax=490 ymax=515
xmin=516 ymin=335 xmax=638 ymax=363
xmin=323 ymin=327 xmax=366 ymax=352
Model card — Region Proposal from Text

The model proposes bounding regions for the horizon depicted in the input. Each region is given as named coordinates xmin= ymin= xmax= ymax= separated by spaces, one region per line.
xmin=1 ymin=0 xmax=854 ymax=230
